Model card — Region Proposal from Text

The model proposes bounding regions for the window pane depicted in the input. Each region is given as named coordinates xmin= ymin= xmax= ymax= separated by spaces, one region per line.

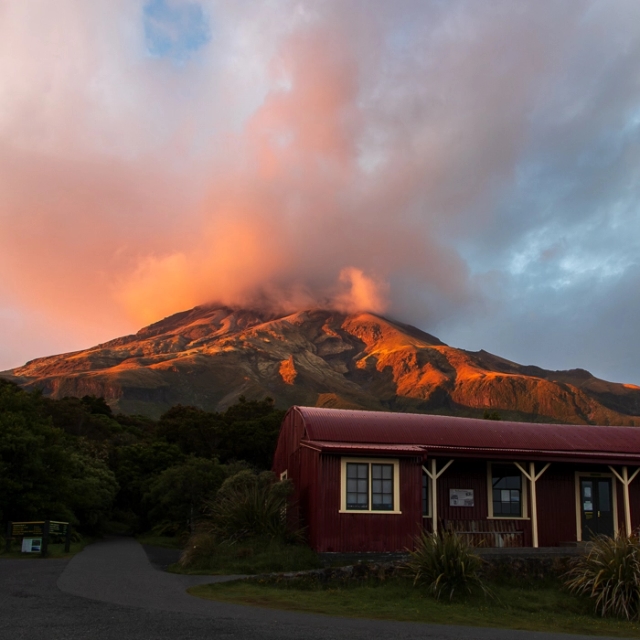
xmin=492 ymin=464 xmax=522 ymax=517
xmin=346 ymin=463 xmax=368 ymax=509
xmin=598 ymin=481 xmax=611 ymax=512
xmin=422 ymin=473 xmax=429 ymax=515
xmin=371 ymin=464 xmax=393 ymax=510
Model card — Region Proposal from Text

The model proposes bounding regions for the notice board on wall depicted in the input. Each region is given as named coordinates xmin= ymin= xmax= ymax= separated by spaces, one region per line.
xmin=449 ymin=489 xmax=474 ymax=507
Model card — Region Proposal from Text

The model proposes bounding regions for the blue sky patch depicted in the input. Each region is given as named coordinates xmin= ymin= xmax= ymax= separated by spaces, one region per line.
xmin=144 ymin=0 xmax=211 ymax=61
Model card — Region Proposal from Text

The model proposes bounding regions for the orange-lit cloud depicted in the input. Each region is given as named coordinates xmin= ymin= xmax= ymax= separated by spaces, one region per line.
xmin=2 ymin=1 xmax=640 ymax=386
xmin=334 ymin=268 xmax=389 ymax=314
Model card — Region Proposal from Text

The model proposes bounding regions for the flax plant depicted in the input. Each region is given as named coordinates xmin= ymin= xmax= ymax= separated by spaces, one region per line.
xmin=205 ymin=470 xmax=302 ymax=543
xmin=564 ymin=533 xmax=640 ymax=620
xmin=405 ymin=530 xmax=489 ymax=601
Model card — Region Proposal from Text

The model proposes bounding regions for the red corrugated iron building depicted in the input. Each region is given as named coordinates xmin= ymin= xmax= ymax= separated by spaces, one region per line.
xmin=272 ymin=406 xmax=640 ymax=552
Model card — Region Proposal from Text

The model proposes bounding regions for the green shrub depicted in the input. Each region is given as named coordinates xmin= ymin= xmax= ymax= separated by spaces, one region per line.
xmin=405 ymin=530 xmax=488 ymax=601
xmin=205 ymin=470 xmax=302 ymax=543
xmin=178 ymin=470 xmax=307 ymax=573
xmin=564 ymin=533 xmax=640 ymax=620
xmin=178 ymin=533 xmax=320 ymax=574
xmin=143 ymin=456 xmax=226 ymax=535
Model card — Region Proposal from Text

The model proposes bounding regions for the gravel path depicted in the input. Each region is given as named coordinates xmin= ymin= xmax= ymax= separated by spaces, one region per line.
xmin=0 ymin=537 xmax=628 ymax=640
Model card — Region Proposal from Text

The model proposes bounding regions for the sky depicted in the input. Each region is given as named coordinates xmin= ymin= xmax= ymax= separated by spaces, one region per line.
xmin=1 ymin=0 xmax=640 ymax=385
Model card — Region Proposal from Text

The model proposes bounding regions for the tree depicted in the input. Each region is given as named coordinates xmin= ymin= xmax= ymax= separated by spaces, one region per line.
xmin=110 ymin=441 xmax=184 ymax=530
xmin=144 ymin=456 xmax=226 ymax=534
xmin=66 ymin=451 xmax=119 ymax=533
xmin=217 ymin=397 xmax=285 ymax=468
xmin=0 ymin=381 xmax=118 ymax=530
xmin=157 ymin=405 xmax=221 ymax=457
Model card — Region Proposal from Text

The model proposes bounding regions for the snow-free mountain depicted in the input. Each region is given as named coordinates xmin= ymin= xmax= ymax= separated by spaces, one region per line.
xmin=3 ymin=306 xmax=640 ymax=424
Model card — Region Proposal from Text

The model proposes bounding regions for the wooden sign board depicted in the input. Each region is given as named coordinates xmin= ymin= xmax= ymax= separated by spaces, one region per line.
xmin=6 ymin=520 xmax=71 ymax=555
xmin=11 ymin=522 xmax=45 ymax=538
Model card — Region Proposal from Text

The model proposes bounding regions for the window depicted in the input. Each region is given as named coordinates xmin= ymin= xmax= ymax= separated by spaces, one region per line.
xmin=340 ymin=458 xmax=401 ymax=514
xmin=280 ymin=470 xmax=288 ymax=481
xmin=489 ymin=463 xmax=525 ymax=518
xmin=422 ymin=471 xmax=431 ymax=517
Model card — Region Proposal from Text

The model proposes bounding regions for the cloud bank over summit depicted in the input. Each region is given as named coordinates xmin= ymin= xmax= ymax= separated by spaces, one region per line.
xmin=1 ymin=1 xmax=640 ymax=384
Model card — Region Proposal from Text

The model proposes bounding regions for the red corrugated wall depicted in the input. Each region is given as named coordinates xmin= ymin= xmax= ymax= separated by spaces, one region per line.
xmin=314 ymin=455 xmax=423 ymax=552
xmin=536 ymin=463 xmax=576 ymax=546
xmin=272 ymin=408 xmax=305 ymax=476
xmin=272 ymin=409 xmax=313 ymax=545
xmin=298 ymin=445 xmax=320 ymax=549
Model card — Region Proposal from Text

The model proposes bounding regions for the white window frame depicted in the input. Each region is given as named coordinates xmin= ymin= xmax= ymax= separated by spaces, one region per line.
xmin=280 ymin=470 xmax=288 ymax=481
xmin=339 ymin=457 xmax=402 ymax=514
xmin=487 ymin=462 xmax=529 ymax=520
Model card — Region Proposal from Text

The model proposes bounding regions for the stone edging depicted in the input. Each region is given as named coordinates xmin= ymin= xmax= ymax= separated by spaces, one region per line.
xmin=243 ymin=551 xmax=583 ymax=586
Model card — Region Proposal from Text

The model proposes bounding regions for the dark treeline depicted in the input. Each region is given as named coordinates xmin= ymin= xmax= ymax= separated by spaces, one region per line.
xmin=0 ymin=378 xmax=285 ymax=537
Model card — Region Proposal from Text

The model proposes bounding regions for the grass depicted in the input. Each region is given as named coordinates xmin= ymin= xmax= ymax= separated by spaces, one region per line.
xmin=136 ymin=533 xmax=186 ymax=549
xmin=170 ymin=535 xmax=322 ymax=575
xmin=189 ymin=577 xmax=640 ymax=637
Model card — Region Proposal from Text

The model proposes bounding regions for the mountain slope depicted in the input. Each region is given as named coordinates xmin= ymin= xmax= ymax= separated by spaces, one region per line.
xmin=2 ymin=306 xmax=640 ymax=424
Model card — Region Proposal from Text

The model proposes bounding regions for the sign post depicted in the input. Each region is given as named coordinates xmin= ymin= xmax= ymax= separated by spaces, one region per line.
xmin=41 ymin=520 xmax=50 ymax=557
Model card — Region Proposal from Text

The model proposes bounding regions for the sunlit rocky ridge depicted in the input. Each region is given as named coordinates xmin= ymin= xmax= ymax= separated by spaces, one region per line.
xmin=2 ymin=305 xmax=639 ymax=424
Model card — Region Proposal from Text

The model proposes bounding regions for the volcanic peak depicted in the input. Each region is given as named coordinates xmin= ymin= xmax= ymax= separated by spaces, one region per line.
xmin=2 ymin=305 xmax=640 ymax=425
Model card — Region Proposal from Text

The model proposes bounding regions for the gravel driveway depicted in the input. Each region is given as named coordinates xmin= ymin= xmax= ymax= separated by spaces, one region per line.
xmin=0 ymin=537 xmax=628 ymax=640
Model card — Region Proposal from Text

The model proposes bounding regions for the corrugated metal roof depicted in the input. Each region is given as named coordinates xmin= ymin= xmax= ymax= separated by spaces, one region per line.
xmin=291 ymin=406 xmax=640 ymax=460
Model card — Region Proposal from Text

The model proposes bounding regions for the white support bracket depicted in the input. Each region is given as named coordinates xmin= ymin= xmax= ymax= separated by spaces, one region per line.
xmin=608 ymin=465 xmax=640 ymax=536
xmin=422 ymin=459 xmax=454 ymax=535
xmin=514 ymin=461 xmax=550 ymax=548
